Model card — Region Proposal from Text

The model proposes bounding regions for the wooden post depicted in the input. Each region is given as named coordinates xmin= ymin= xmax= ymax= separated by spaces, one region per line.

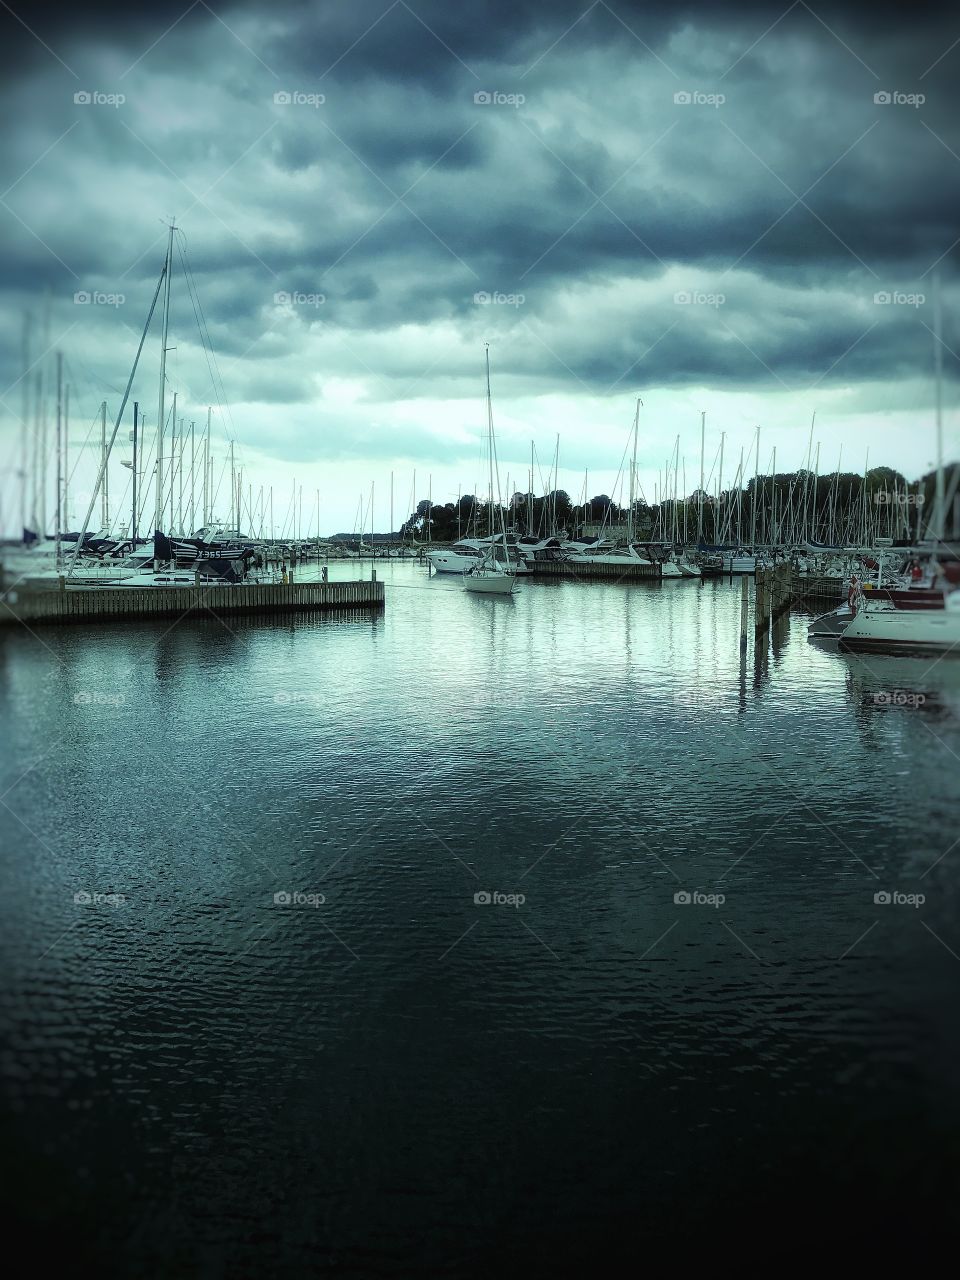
xmin=740 ymin=574 xmax=749 ymax=652
xmin=757 ymin=568 xmax=773 ymax=632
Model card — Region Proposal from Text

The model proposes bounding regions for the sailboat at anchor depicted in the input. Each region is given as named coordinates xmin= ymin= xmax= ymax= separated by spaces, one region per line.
xmin=464 ymin=345 xmax=516 ymax=596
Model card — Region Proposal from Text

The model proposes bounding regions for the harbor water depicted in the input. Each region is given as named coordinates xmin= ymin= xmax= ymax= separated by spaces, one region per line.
xmin=1 ymin=562 xmax=959 ymax=1272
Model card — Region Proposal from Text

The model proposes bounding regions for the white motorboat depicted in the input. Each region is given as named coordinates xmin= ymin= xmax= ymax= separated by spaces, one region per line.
xmin=428 ymin=538 xmax=529 ymax=575
xmin=840 ymin=587 xmax=960 ymax=653
xmin=566 ymin=541 xmax=684 ymax=577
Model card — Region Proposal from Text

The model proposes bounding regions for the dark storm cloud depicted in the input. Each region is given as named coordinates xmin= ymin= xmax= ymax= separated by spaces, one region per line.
xmin=0 ymin=0 xmax=957 ymax=434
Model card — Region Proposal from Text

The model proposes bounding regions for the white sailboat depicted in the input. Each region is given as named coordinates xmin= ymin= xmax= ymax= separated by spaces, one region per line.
xmin=464 ymin=347 xmax=515 ymax=597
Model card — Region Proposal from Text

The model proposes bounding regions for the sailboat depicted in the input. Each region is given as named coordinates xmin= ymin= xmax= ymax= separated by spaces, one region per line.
xmin=464 ymin=347 xmax=516 ymax=596
xmin=838 ymin=278 xmax=959 ymax=652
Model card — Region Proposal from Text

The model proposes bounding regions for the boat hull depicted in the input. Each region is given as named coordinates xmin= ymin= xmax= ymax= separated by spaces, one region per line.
xmin=463 ymin=573 xmax=516 ymax=595
xmin=840 ymin=602 xmax=960 ymax=652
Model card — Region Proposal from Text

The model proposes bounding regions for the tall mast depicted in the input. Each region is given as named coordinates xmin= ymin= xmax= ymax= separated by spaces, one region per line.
xmin=20 ymin=313 xmax=30 ymax=537
xmin=934 ymin=273 xmax=945 ymax=541
xmin=812 ymin=442 xmax=821 ymax=542
xmin=178 ymin=416 xmax=185 ymax=534
xmin=628 ymin=398 xmax=639 ymax=542
xmin=485 ymin=346 xmax=495 ymax=542
xmin=189 ymin=421 xmax=196 ymax=534
xmin=31 ymin=373 xmax=41 ymax=534
xmin=528 ymin=442 xmax=534 ymax=536
xmin=229 ymin=440 xmax=236 ymax=534
xmin=698 ymin=409 xmax=705 ymax=543
xmin=203 ymin=407 xmax=211 ymax=527
xmin=155 ymin=220 xmax=174 ymax=538
xmin=39 ymin=298 xmax=50 ymax=537
xmin=802 ymin=411 xmax=815 ymax=541
xmin=100 ymin=401 xmax=109 ymax=530
xmin=55 ymin=351 xmax=62 ymax=563
xmin=131 ymin=402 xmax=139 ymax=543
xmin=750 ymin=425 xmax=760 ymax=549
xmin=168 ymin=393 xmax=177 ymax=531
xmin=717 ymin=430 xmax=725 ymax=545
xmin=64 ymin=383 xmax=70 ymax=534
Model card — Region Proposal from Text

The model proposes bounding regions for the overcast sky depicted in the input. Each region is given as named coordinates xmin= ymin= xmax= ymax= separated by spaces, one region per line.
xmin=1 ymin=0 xmax=958 ymax=536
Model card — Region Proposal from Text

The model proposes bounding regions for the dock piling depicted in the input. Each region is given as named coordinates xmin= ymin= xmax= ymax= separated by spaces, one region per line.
xmin=739 ymin=576 xmax=749 ymax=652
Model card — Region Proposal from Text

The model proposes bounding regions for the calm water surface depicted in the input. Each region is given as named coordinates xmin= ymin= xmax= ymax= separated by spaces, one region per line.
xmin=2 ymin=562 xmax=959 ymax=1272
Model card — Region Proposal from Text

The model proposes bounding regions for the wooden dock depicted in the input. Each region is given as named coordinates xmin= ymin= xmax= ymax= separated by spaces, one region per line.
xmin=525 ymin=559 xmax=660 ymax=580
xmin=0 ymin=578 xmax=385 ymax=627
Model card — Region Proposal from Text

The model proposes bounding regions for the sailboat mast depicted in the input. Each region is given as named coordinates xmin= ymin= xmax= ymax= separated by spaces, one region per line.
xmin=189 ymin=422 xmax=195 ymax=534
xmin=529 ymin=442 xmax=534 ymax=536
xmin=55 ymin=351 xmax=62 ymax=564
xmin=934 ymin=273 xmax=945 ymax=541
xmin=750 ymin=425 xmax=759 ymax=549
xmin=64 ymin=384 xmax=70 ymax=534
xmin=717 ymin=431 xmax=725 ymax=545
xmin=20 ymin=313 xmax=30 ymax=538
xmin=131 ymin=402 xmax=139 ymax=543
xmin=178 ymin=416 xmax=185 ymax=534
xmin=99 ymin=401 xmax=108 ymax=530
xmin=155 ymin=221 xmax=174 ymax=540
xmin=628 ymin=398 xmax=639 ymax=542
xmin=698 ymin=410 xmax=705 ymax=543
xmin=203 ymin=407 xmax=211 ymax=527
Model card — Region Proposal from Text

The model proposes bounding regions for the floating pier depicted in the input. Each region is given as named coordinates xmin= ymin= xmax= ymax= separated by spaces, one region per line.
xmin=0 ymin=578 xmax=384 ymax=627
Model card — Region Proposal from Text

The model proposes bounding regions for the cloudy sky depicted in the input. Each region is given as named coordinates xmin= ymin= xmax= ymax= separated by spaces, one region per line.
xmin=1 ymin=0 xmax=958 ymax=536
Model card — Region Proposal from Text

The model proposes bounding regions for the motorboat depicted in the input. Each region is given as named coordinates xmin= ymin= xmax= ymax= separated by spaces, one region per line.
xmin=566 ymin=541 xmax=683 ymax=577
xmin=839 ymin=584 xmax=960 ymax=652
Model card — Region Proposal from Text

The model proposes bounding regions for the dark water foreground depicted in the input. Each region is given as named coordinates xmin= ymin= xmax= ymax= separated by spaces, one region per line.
xmin=2 ymin=563 xmax=959 ymax=1273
